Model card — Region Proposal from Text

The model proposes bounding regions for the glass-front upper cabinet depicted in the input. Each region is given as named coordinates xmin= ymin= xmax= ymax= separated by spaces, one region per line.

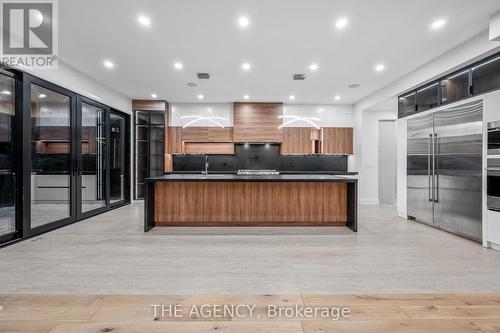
xmin=398 ymin=92 xmax=416 ymax=118
xmin=0 ymin=72 xmax=16 ymax=240
xmin=416 ymin=83 xmax=439 ymax=112
xmin=472 ymin=55 xmax=500 ymax=95
xmin=441 ymin=70 xmax=470 ymax=105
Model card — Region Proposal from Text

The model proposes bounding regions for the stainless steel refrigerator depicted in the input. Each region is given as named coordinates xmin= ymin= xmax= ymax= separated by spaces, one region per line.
xmin=407 ymin=100 xmax=483 ymax=242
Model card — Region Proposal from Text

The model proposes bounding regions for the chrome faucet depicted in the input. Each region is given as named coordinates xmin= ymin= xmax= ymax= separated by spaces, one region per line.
xmin=202 ymin=155 xmax=209 ymax=175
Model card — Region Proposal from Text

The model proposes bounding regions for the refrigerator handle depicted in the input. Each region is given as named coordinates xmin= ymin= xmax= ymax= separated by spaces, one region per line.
xmin=428 ymin=134 xmax=432 ymax=202
xmin=434 ymin=133 xmax=439 ymax=203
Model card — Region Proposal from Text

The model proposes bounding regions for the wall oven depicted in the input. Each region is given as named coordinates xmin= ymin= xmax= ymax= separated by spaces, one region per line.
xmin=487 ymin=159 xmax=500 ymax=212
xmin=488 ymin=121 xmax=500 ymax=155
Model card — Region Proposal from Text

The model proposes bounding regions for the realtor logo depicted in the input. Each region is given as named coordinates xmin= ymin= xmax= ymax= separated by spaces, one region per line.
xmin=1 ymin=0 xmax=58 ymax=68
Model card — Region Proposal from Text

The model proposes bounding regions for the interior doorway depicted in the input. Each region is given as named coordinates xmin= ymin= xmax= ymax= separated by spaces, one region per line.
xmin=378 ymin=120 xmax=397 ymax=205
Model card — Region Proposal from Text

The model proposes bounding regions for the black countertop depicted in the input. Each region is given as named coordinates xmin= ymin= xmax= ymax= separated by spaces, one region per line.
xmin=146 ymin=173 xmax=358 ymax=182
xmin=167 ymin=171 xmax=358 ymax=175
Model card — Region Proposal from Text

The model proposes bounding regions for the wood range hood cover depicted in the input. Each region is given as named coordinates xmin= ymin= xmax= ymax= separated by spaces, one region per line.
xmin=233 ymin=102 xmax=284 ymax=143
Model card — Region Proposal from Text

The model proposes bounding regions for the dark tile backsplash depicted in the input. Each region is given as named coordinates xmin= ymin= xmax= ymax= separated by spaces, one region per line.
xmin=173 ymin=143 xmax=348 ymax=173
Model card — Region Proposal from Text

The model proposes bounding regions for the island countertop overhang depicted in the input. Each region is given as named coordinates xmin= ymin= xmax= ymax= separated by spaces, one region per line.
xmin=145 ymin=173 xmax=358 ymax=182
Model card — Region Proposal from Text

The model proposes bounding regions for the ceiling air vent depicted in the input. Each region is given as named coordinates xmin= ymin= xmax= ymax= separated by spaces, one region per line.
xmin=293 ymin=74 xmax=306 ymax=80
xmin=197 ymin=73 xmax=210 ymax=79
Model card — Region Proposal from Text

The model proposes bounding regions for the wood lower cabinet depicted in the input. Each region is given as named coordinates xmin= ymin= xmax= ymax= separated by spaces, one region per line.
xmin=322 ymin=127 xmax=353 ymax=155
xmin=154 ymin=181 xmax=347 ymax=226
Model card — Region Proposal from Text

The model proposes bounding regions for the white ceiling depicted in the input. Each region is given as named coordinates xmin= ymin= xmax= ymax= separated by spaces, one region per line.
xmin=59 ymin=0 xmax=500 ymax=104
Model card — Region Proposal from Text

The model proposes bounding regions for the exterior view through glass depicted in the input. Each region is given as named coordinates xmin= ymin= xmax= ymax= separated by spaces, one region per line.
xmin=0 ymin=73 xmax=16 ymax=237
xmin=30 ymin=84 xmax=71 ymax=228
xmin=81 ymin=103 xmax=107 ymax=213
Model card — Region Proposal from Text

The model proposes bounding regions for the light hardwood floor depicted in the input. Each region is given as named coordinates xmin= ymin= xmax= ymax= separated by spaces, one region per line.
xmin=1 ymin=294 xmax=500 ymax=332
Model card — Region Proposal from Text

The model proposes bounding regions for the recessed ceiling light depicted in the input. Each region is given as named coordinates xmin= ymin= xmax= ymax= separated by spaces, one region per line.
xmin=39 ymin=93 xmax=47 ymax=99
xmin=334 ymin=95 xmax=341 ymax=101
xmin=335 ymin=17 xmax=349 ymax=30
xmin=103 ymin=60 xmax=115 ymax=69
xmin=174 ymin=62 xmax=183 ymax=70
xmin=151 ymin=93 xmax=157 ymax=99
xmin=1 ymin=90 xmax=11 ymax=95
xmin=197 ymin=94 xmax=204 ymax=100
xmin=238 ymin=16 xmax=250 ymax=28
xmin=375 ymin=63 xmax=385 ymax=72
xmin=241 ymin=62 xmax=251 ymax=71
xmin=138 ymin=15 xmax=151 ymax=27
xmin=309 ymin=63 xmax=319 ymax=71
xmin=431 ymin=18 xmax=446 ymax=30
xmin=243 ymin=94 xmax=250 ymax=100
xmin=289 ymin=95 xmax=295 ymax=100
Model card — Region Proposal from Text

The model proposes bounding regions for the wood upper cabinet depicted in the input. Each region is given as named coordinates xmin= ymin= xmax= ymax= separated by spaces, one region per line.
xmin=322 ymin=127 xmax=353 ymax=155
xmin=167 ymin=126 xmax=183 ymax=153
xmin=181 ymin=127 xmax=233 ymax=142
xmin=281 ymin=127 xmax=314 ymax=154
xmin=233 ymin=102 xmax=283 ymax=143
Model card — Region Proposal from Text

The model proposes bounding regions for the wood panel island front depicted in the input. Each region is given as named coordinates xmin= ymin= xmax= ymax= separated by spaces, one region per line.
xmin=144 ymin=174 xmax=358 ymax=232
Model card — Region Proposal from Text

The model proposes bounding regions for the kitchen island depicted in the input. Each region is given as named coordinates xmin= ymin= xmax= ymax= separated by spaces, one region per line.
xmin=144 ymin=174 xmax=358 ymax=232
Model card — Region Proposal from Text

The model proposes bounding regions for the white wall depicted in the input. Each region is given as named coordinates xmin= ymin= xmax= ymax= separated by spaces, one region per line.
xmin=24 ymin=61 xmax=132 ymax=113
xmin=283 ymin=104 xmax=354 ymax=127
xmin=170 ymin=103 xmax=233 ymax=127
xmin=358 ymin=108 xmax=398 ymax=204
xmin=352 ymin=29 xmax=500 ymax=205
xmin=355 ymin=30 xmax=500 ymax=112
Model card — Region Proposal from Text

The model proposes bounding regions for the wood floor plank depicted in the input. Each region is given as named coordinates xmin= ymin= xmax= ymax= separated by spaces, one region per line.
xmin=302 ymin=294 xmax=467 ymax=306
xmin=90 ymin=294 xmax=302 ymax=307
xmin=0 ymin=295 xmax=98 ymax=308
xmin=48 ymin=321 xmax=305 ymax=333
xmin=401 ymin=305 xmax=500 ymax=320
xmin=0 ymin=307 xmax=98 ymax=321
xmin=302 ymin=319 xmax=496 ymax=333
xmin=454 ymin=294 xmax=500 ymax=305
xmin=0 ymin=321 xmax=58 ymax=333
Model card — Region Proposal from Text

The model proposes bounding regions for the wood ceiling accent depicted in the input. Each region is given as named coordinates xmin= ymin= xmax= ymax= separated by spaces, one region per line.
xmin=154 ymin=181 xmax=347 ymax=226
xmin=233 ymin=102 xmax=283 ymax=143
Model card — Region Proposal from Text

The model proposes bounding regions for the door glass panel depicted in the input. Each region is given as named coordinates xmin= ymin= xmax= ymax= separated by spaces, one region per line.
xmin=110 ymin=112 xmax=126 ymax=204
xmin=441 ymin=70 xmax=469 ymax=105
xmin=31 ymin=84 xmax=71 ymax=228
xmin=81 ymin=102 xmax=106 ymax=213
xmin=0 ymin=74 xmax=16 ymax=237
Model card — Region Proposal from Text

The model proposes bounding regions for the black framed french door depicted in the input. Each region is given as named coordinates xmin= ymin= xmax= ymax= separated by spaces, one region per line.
xmin=109 ymin=110 xmax=130 ymax=207
xmin=22 ymin=74 xmax=78 ymax=237
xmin=0 ymin=68 xmax=19 ymax=245
xmin=0 ymin=69 xmax=131 ymax=246
xmin=76 ymin=96 xmax=110 ymax=219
